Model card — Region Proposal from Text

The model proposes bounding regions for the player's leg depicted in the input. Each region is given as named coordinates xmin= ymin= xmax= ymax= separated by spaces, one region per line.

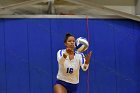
xmin=54 ymin=84 xmax=67 ymax=93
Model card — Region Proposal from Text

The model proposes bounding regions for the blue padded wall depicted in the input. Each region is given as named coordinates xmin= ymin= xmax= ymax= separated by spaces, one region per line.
xmin=27 ymin=19 xmax=52 ymax=93
xmin=113 ymin=20 xmax=137 ymax=93
xmin=4 ymin=19 xmax=30 ymax=93
xmin=134 ymin=21 xmax=140 ymax=93
xmin=0 ymin=19 xmax=6 ymax=93
xmin=0 ymin=18 xmax=140 ymax=93
xmin=88 ymin=19 xmax=117 ymax=93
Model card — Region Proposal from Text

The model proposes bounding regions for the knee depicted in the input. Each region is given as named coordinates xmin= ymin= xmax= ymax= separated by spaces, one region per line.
xmin=54 ymin=84 xmax=67 ymax=93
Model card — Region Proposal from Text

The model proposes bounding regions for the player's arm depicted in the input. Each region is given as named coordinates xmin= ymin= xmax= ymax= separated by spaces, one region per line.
xmin=57 ymin=50 xmax=68 ymax=64
xmin=85 ymin=51 xmax=92 ymax=64
xmin=80 ymin=51 xmax=92 ymax=71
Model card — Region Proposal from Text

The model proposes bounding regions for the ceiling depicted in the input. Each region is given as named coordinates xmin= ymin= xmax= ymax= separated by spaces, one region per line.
xmin=0 ymin=0 xmax=140 ymax=21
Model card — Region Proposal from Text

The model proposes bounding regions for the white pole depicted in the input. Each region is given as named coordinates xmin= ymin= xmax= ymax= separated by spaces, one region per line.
xmin=136 ymin=0 xmax=140 ymax=15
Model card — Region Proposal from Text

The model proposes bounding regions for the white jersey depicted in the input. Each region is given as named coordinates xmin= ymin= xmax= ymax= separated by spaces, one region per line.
xmin=56 ymin=49 xmax=89 ymax=84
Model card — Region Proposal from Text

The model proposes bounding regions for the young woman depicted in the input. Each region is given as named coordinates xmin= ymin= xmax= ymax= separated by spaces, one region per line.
xmin=54 ymin=33 xmax=92 ymax=93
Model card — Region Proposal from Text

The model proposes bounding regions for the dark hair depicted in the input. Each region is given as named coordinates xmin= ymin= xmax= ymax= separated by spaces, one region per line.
xmin=64 ymin=33 xmax=74 ymax=43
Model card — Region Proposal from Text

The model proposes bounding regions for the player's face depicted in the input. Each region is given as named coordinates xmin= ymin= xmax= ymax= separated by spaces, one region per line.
xmin=65 ymin=36 xmax=75 ymax=49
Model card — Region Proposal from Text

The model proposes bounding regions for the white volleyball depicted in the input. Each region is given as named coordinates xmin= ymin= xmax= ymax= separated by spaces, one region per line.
xmin=75 ymin=37 xmax=89 ymax=52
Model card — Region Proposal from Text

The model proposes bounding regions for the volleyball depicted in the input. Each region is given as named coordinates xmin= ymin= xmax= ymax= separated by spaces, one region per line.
xmin=75 ymin=37 xmax=89 ymax=52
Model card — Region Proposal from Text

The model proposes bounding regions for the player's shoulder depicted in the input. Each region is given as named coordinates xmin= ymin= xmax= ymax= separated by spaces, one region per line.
xmin=57 ymin=49 xmax=65 ymax=52
xmin=57 ymin=49 xmax=66 ymax=54
xmin=57 ymin=49 xmax=66 ymax=56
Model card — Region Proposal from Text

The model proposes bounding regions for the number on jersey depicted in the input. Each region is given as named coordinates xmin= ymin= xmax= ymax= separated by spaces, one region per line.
xmin=66 ymin=68 xmax=73 ymax=74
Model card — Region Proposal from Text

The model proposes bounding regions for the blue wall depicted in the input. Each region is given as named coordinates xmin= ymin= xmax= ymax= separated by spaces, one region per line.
xmin=0 ymin=18 xmax=140 ymax=93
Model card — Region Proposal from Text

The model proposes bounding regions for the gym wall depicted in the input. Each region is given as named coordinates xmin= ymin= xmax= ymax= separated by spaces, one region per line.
xmin=0 ymin=18 xmax=140 ymax=93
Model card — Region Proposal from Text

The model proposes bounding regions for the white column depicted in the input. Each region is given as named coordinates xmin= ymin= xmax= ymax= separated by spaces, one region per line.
xmin=135 ymin=0 xmax=140 ymax=15
xmin=47 ymin=0 xmax=55 ymax=14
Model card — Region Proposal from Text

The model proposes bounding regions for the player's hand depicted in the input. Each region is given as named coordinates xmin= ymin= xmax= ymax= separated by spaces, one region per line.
xmin=85 ymin=51 xmax=92 ymax=64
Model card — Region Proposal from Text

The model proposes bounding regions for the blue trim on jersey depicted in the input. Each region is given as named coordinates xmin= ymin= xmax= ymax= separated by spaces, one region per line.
xmin=60 ymin=50 xmax=62 ymax=56
xmin=81 ymin=54 xmax=84 ymax=64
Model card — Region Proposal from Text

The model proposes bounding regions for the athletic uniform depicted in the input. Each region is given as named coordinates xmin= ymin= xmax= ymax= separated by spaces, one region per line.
xmin=55 ymin=49 xmax=89 ymax=93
